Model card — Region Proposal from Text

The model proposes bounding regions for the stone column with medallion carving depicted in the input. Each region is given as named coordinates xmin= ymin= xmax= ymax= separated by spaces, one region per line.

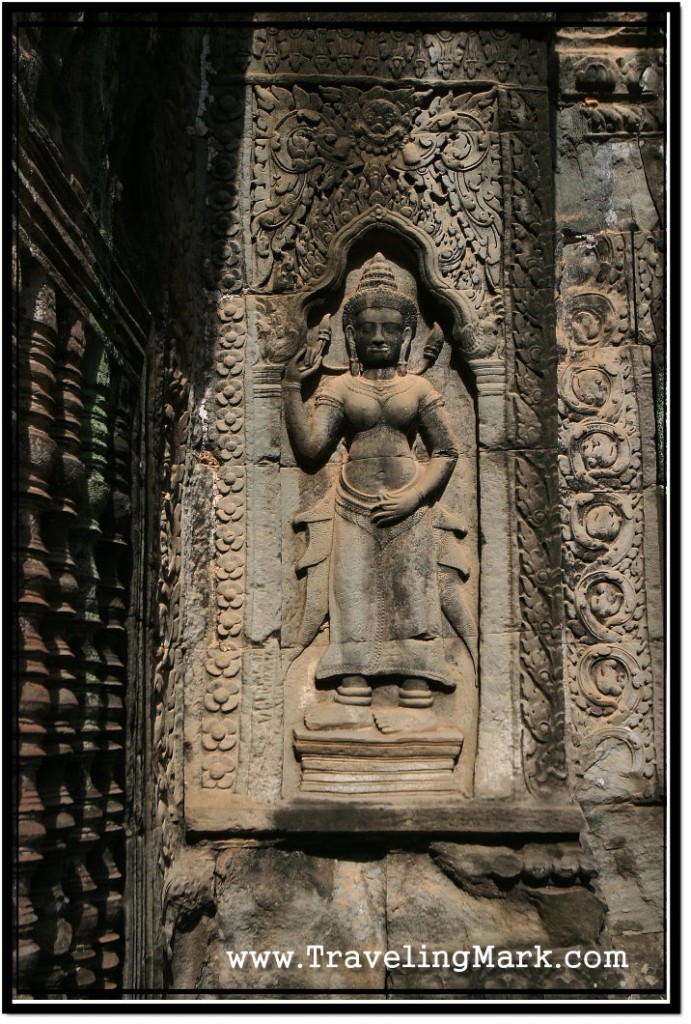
xmin=555 ymin=20 xmax=664 ymax=804
xmin=555 ymin=16 xmax=665 ymax=986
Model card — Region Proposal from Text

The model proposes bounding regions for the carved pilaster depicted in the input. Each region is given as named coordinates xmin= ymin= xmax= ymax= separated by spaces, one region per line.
xmin=556 ymin=233 xmax=659 ymax=801
xmin=501 ymin=76 xmax=567 ymax=798
xmin=197 ymin=73 xmax=249 ymax=798
xmin=203 ymin=296 xmax=247 ymax=792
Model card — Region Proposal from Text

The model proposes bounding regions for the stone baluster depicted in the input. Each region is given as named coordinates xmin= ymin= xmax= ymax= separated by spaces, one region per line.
xmin=64 ymin=339 xmax=112 ymax=988
xmin=32 ymin=310 xmax=88 ymax=989
xmin=15 ymin=263 xmax=57 ymax=991
xmin=87 ymin=843 xmax=123 ymax=991
xmin=90 ymin=372 xmax=134 ymax=988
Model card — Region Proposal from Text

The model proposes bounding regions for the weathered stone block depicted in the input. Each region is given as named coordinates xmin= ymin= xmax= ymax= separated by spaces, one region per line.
xmin=213 ymin=846 xmax=387 ymax=990
xmin=556 ymin=126 xmax=661 ymax=234
xmin=583 ymin=804 xmax=664 ymax=937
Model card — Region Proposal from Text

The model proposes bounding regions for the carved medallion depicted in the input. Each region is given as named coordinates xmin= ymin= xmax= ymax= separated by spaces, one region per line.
xmin=567 ymin=421 xmax=634 ymax=489
xmin=575 ymin=645 xmax=641 ymax=717
xmin=560 ymin=363 xmax=622 ymax=420
xmin=569 ymin=492 xmax=636 ymax=564
xmin=563 ymin=292 xmax=618 ymax=348
xmin=575 ymin=570 xmax=636 ymax=641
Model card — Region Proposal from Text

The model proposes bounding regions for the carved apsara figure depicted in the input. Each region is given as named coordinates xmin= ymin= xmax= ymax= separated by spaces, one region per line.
xmin=283 ymin=254 xmax=476 ymax=727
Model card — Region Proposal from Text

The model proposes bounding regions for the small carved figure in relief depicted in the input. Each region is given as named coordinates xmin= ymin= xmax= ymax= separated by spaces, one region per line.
xmin=586 ymin=580 xmax=625 ymax=623
xmin=583 ymin=501 xmax=623 ymax=543
xmin=571 ymin=367 xmax=610 ymax=409
xmin=581 ymin=431 xmax=619 ymax=470
xmin=575 ymin=570 xmax=634 ymax=641
xmin=571 ymin=495 xmax=635 ymax=568
xmin=283 ymin=254 xmax=475 ymax=732
xmin=591 ymin=657 xmax=627 ymax=699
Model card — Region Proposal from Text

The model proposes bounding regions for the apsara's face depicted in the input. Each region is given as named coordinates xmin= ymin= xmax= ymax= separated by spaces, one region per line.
xmin=349 ymin=305 xmax=411 ymax=369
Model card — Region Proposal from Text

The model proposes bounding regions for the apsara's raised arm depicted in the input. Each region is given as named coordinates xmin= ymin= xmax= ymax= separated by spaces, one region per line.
xmin=282 ymin=332 xmax=344 ymax=465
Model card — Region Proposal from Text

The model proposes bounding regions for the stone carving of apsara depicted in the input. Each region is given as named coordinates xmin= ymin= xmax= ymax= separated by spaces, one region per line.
xmin=283 ymin=253 xmax=476 ymax=731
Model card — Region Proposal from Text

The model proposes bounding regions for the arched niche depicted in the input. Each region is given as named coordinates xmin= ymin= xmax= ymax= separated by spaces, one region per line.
xmin=295 ymin=208 xmax=495 ymax=364
xmin=280 ymin=218 xmax=483 ymax=799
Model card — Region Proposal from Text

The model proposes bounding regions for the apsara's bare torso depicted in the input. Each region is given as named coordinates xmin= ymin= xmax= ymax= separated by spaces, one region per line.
xmin=320 ymin=374 xmax=441 ymax=495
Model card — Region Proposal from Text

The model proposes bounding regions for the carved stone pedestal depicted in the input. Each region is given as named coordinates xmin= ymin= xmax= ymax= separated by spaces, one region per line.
xmin=293 ymin=728 xmax=463 ymax=795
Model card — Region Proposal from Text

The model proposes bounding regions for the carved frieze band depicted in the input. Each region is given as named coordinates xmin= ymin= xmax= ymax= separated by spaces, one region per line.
xmin=557 ymin=234 xmax=657 ymax=797
xmin=218 ymin=26 xmax=546 ymax=87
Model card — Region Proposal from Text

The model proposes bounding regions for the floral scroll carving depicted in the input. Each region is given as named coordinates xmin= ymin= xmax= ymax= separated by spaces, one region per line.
xmin=557 ymin=235 xmax=658 ymax=799
xmin=251 ymin=84 xmax=502 ymax=310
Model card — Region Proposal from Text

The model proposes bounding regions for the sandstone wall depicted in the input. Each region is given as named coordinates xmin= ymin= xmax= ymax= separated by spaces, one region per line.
xmin=12 ymin=10 xmax=667 ymax=1001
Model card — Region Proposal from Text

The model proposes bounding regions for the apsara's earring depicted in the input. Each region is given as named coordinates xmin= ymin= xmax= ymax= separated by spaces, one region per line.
xmin=345 ymin=328 xmax=361 ymax=377
xmin=397 ymin=334 xmax=413 ymax=376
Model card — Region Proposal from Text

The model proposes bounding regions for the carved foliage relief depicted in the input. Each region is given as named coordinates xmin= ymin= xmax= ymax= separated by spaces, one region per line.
xmin=502 ymin=91 xmax=565 ymax=795
xmin=251 ymin=83 xmax=502 ymax=309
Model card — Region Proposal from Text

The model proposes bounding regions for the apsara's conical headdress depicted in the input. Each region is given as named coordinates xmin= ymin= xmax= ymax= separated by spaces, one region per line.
xmin=342 ymin=254 xmax=417 ymax=376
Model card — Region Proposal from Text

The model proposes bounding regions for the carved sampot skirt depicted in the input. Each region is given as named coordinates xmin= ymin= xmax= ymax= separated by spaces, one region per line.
xmin=314 ymin=486 xmax=460 ymax=692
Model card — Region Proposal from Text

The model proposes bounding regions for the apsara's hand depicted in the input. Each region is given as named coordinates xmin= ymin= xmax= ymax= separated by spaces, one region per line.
xmin=303 ymin=313 xmax=332 ymax=368
xmin=284 ymin=345 xmax=324 ymax=384
xmin=370 ymin=487 xmax=421 ymax=526
xmin=285 ymin=316 xmax=332 ymax=384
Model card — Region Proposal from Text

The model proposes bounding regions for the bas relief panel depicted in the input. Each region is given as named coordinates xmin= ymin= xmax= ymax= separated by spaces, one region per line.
xmin=182 ymin=23 xmax=581 ymax=830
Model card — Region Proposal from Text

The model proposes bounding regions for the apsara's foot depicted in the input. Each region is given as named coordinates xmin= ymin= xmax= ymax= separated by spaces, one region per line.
xmin=304 ymin=703 xmax=373 ymax=731
xmin=398 ymin=677 xmax=434 ymax=709
xmin=335 ymin=674 xmax=372 ymax=707
xmin=372 ymin=707 xmax=438 ymax=734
